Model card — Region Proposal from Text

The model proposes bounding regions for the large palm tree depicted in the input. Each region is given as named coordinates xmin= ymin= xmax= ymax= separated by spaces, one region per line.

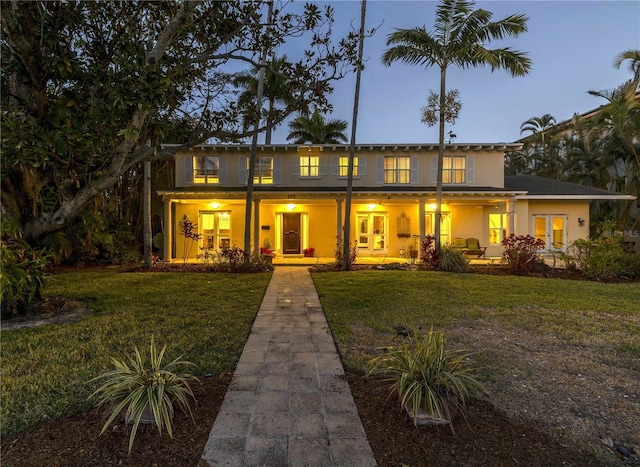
xmin=382 ymin=0 xmax=531 ymax=255
xmin=520 ymin=114 xmax=563 ymax=179
xmin=233 ymin=56 xmax=294 ymax=144
xmin=614 ymin=49 xmax=640 ymax=82
xmin=286 ymin=110 xmax=348 ymax=144
xmin=520 ymin=114 xmax=557 ymax=137
xmin=584 ymin=79 xmax=640 ymax=229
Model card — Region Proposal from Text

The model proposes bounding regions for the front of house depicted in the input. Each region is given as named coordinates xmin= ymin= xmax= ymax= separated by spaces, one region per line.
xmin=158 ymin=143 xmax=633 ymax=262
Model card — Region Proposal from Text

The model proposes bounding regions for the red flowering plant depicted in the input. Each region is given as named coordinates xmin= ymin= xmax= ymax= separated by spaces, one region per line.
xmin=501 ymin=234 xmax=545 ymax=274
xmin=303 ymin=247 xmax=315 ymax=257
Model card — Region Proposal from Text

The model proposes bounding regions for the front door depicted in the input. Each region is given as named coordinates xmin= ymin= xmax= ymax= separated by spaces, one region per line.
xmin=534 ymin=215 xmax=567 ymax=251
xmin=283 ymin=213 xmax=301 ymax=254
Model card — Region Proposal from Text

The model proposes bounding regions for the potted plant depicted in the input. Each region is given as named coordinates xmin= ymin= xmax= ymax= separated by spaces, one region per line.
xmin=88 ymin=337 xmax=198 ymax=452
xmin=367 ymin=327 xmax=484 ymax=431
xmin=260 ymin=239 xmax=275 ymax=264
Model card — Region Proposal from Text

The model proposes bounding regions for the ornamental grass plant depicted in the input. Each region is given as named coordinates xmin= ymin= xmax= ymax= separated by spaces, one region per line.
xmin=367 ymin=327 xmax=484 ymax=432
xmin=88 ymin=336 xmax=198 ymax=453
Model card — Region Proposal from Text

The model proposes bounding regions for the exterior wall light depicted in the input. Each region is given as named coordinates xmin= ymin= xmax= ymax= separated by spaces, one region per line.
xmin=287 ymin=203 xmax=296 ymax=211
xmin=210 ymin=202 xmax=220 ymax=209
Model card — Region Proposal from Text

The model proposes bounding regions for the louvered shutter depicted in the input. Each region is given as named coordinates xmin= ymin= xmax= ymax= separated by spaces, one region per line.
xmin=410 ymin=156 xmax=419 ymax=185
xmin=184 ymin=156 xmax=193 ymax=185
xmin=273 ymin=156 xmax=281 ymax=184
xmin=359 ymin=155 xmax=367 ymax=176
xmin=218 ymin=156 xmax=227 ymax=184
xmin=376 ymin=156 xmax=384 ymax=184
xmin=431 ymin=155 xmax=438 ymax=184
xmin=239 ymin=157 xmax=247 ymax=185
xmin=319 ymin=156 xmax=327 ymax=176
xmin=465 ymin=155 xmax=475 ymax=184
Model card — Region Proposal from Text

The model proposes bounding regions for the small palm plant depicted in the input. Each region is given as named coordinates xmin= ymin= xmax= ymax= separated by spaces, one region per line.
xmin=367 ymin=328 xmax=484 ymax=432
xmin=88 ymin=337 xmax=198 ymax=452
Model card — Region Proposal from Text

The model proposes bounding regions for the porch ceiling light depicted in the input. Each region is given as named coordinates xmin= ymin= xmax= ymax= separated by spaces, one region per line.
xmin=210 ymin=202 xmax=220 ymax=209
xmin=428 ymin=203 xmax=437 ymax=211
xmin=368 ymin=203 xmax=378 ymax=210
xmin=287 ymin=203 xmax=296 ymax=211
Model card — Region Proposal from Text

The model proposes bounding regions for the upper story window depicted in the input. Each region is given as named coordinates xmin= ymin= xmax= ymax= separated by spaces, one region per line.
xmin=193 ymin=156 xmax=219 ymax=184
xmin=443 ymin=156 xmax=466 ymax=184
xmin=384 ymin=155 xmax=411 ymax=184
xmin=339 ymin=156 xmax=358 ymax=177
xmin=489 ymin=213 xmax=507 ymax=244
xmin=250 ymin=157 xmax=274 ymax=184
xmin=299 ymin=155 xmax=320 ymax=177
xmin=240 ymin=155 xmax=280 ymax=185
xmin=431 ymin=155 xmax=474 ymax=185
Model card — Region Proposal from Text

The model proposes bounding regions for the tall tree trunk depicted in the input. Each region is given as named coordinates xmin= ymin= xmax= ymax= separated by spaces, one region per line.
xmin=244 ymin=1 xmax=273 ymax=256
xmin=434 ymin=65 xmax=447 ymax=256
xmin=342 ymin=0 xmax=367 ymax=271
xmin=143 ymin=159 xmax=152 ymax=268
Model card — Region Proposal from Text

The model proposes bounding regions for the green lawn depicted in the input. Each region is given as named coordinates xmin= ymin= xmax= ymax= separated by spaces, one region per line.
xmin=312 ymin=270 xmax=640 ymax=369
xmin=3 ymin=269 xmax=639 ymax=439
xmin=0 ymin=271 xmax=271 ymax=435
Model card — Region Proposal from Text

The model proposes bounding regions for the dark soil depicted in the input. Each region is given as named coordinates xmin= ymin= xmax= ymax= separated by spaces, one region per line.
xmin=0 ymin=371 xmax=608 ymax=467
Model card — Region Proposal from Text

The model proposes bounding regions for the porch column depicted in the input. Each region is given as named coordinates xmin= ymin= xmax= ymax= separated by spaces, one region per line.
xmin=336 ymin=198 xmax=343 ymax=242
xmin=419 ymin=198 xmax=426 ymax=241
xmin=253 ymin=198 xmax=260 ymax=254
xmin=507 ymin=199 xmax=515 ymax=236
xmin=163 ymin=197 xmax=173 ymax=261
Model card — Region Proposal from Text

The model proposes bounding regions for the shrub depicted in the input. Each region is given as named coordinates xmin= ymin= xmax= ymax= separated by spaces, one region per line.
xmin=501 ymin=234 xmax=545 ymax=274
xmin=438 ymin=245 xmax=470 ymax=272
xmin=419 ymin=236 xmax=469 ymax=272
xmin=419 ymin=235 xmax=439 ymax=269
xmin=211 ymin=247 xmax=272 ymax=272
xmin=0 ymin=215 xmax=49 ymax=319
xmin=334 ymin=239 xmax=358 ymax=269
xmin=564 ymin=236 xmax=640 ymax=280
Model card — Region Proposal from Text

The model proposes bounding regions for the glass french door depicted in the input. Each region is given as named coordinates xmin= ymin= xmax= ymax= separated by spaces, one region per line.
xmin=200 ymin=212 xmax=231 ymax=251
xmin=357 ymin=213 xmax=387 ymax=254
xmin=425 ymin=212 xmax=451 ymax=245
xmin=533 ymin=215 xmax=566 ymax=251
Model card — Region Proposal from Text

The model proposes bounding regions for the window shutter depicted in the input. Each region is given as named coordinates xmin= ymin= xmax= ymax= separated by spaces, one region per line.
xmin=239 ymin=156 xmax=247 ymax=185
xmin=466 ymin=155 xmax=475 ymax=184
xmin=359 ymin=155 xmax=367 ymax=176
xmin=184 ymin=156 xmax=193 ymax=185
xmin=431 ymin=155 xmax=438 ymax=184
xmin=331 ymin=156 xmax=339 ymax=176
xmin=218 ymin=156 xmax=227 ymax=184
xmin=319 ymin=155 xmax=327 ymax=176
xmin=273 ymin=156 xmax=281 ymax=184
xmin=376 ymin=156 xmax=384 ymax=184
xmin=411 ymin=155 xmax=419 ymax=185
xmin=292 ymin=157 xmax=300 ymax=176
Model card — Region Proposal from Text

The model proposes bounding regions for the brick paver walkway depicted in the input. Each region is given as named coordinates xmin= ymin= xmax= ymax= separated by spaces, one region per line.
xmin=200 ymin=266 xmax=376 ymax=467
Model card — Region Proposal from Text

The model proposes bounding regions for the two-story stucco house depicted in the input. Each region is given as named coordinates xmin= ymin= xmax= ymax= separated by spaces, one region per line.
xmin=158 ymin=143 xmax=634 ymax=262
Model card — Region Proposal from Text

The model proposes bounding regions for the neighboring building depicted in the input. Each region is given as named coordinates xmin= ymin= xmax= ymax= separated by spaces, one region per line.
xmin=158 ymin=143 xmax=634 ymax=261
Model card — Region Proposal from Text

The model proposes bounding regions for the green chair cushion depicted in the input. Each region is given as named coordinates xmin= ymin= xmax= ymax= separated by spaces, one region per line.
xmin=453 ymin=238 xmax=467 ymax=248
xmin=466 ymin=238 xmax=480 ymax=250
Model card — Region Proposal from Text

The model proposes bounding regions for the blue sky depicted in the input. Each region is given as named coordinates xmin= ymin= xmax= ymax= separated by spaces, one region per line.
xmin=268 ymin=0 xmax=640 ymax=144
